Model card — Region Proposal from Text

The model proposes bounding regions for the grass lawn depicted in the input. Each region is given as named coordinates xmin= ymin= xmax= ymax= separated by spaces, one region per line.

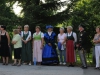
xmin=57 ymin=49 xmax=95 ymax=67
xmin=10 ymin=49 xmax=95 ymax=66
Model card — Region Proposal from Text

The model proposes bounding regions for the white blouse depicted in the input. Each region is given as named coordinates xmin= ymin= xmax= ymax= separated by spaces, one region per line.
xmin=67 ymin=31 xmax=77 ymax=43
xmin=21 ymin=31 xmax=31 ymax=41
xmin=58 ymin=33 xmax=66 ymax=50
xmin=58 ymin=33 xmax=66 ymax=43
xmin=48 ymin=31 xmax=53 ymax=36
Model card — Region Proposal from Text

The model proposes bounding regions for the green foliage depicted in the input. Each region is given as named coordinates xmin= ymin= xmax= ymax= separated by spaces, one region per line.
xmin=65 ymin=0 xmax=100 ymax=51
xmin=0 ymin=0 xmax=20 ymax=32
xmin=1 ymin=0 xmax=100 ymax=50
xmin=10 ymin=0 xmax=79 ymax=29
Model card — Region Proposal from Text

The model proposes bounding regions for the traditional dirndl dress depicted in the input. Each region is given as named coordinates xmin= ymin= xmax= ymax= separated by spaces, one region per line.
xmin=21 ymin=31 xmax=32 ymax=62
xmin=42 ymin=32 xmax=59 ymax=65
xmin=66 ymin=32 xmax=75 ymax=63
xmin=33 ymin=32 xmax=44 ymax=62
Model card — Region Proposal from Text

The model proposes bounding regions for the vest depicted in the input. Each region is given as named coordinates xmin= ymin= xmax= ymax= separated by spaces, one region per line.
xmin=34 ymin=33 xmax=41 ymax=40
xmin=67 ymin=32 xmax=74 ymax=41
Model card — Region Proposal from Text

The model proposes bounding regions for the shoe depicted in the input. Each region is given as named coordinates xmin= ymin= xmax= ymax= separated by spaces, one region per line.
xmin=95 ymin=67 xmax=99 ymax=69
xmin=68 ymin=64 xmax=72 ymax=67
xmin=71 ymin=65 xmax=75 ymax=67
xmin=23 ymin=63 xmax=27 ymax=65
xmin=82 ymin=66 xmax=87 ymax=69
xmin=29 ymin=63 xmax=32 ymax=66
xmin=17 ymin=64 xmax=21 ymax=66
xmin=59 ymin=62 xmax=62 ymax=65
xmin=2 ymin=63 xmax=5 ymax=65
xmin=12 ymin=63 xmax=17 ymax=66
xmin=5 ymin=63 xmax=8 ymax=65
xmin=63 ymin=62 xmax=66 ymax=65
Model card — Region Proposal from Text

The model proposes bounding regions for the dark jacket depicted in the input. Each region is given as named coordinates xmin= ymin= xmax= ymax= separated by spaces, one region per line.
xmin=77 ymin=30 xmax=87 ymax=50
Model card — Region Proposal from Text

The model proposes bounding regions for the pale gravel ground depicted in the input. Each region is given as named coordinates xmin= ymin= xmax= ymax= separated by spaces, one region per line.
xmin=0 ymin=63 xmax=99 ymax=75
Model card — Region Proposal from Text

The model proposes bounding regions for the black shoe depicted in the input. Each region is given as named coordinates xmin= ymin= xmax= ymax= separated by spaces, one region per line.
xmin=2 ymin=63 xmax=5 ymax=65
xmin=68 ymin=64 xmax=72 ymax=67
xmin=71 ymin=65 xmax=75 ymax=67
xmin=95 ymin=67 xmax=99 ymax=70
xmin=5 ymin=63 xmax=8 ymax=65
xmin=82 ymin=66 xmax=87 ymax=69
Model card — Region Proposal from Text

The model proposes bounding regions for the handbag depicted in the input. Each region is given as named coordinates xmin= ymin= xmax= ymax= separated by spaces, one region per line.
xmin=58 ymin=42 xmax=62 ymax=50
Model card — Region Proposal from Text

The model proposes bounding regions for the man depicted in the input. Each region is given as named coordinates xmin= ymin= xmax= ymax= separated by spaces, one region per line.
xmin=76 ymin=24 xmax=87 ymax=69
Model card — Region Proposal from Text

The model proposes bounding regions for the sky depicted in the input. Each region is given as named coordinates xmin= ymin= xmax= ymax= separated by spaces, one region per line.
xmin=13 ymin=1 xmax=23 ymax=16
xmin=13 ymin=0 xmax=67 ymax=16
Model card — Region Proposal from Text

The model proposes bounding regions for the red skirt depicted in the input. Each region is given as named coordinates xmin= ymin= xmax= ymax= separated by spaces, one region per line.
xmin=66 ymin=40 xmax=75 ymax=63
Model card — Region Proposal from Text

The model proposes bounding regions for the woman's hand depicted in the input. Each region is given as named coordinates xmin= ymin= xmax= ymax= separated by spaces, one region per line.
xmin=24 ymin=41 xmax=28 ymax=44
xmin=12 ymin=41 xmax=16 ymax=45
xmin=93 ymin=40 xmax=98 ymax=44
xmin=40 ymin=45 xmax=43 ymax=49
xmin=8 ymin=44 xmax=10 ymax=47
xmin=93 ymin=40 xmax=95 ymax=43
xmin=61 ymin=42 xmax=64 ymax=45
xmin=48 ymin=43 xmax=52 ymax=46
xmin=23 ymin=40 xmax=27 ymax=44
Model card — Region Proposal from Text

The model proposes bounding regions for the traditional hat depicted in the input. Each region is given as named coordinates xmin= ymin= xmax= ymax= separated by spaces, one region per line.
xmin=46 ymin=25 xmax=53 ymax=29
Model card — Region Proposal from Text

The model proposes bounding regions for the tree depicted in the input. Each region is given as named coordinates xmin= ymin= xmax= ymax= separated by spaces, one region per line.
xmin=8 ymin=0 xmax=79 ymax=31
xmin=0 ymin=0 xmax=20 ymax=32
xmin=66 ymin=0 xmax=100 ymax=51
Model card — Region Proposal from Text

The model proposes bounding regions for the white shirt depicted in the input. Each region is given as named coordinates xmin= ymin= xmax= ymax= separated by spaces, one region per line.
xmin=33 ymin=31 xmax=44 ymax=38
xmin=58 ymin=33 xmax=66 ymax=50
xmin=67 ymin=31 xmax=77 ymax=43
xmin=21 ymin=31 xmax=31 ymax=41
xmin=58 ymin=33 xmax=66 ymax=43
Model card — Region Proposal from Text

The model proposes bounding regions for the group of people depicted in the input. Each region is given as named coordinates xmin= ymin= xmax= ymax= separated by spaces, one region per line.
xmin=0 ymin=24 xmax=100 ymax=70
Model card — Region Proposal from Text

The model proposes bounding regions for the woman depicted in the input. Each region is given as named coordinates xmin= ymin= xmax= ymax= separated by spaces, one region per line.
xmin=12 ymin=29 xmax=22 ymax=66
xmin=32 ymin=26 xmax=44 ymax=65
xmin=42 ymin=25 xmax=59 ymax=65
xmin=1 ymin=25 xmax=10 ymax=65
xmin=66 ymin=26 xmax=77 ymax=67
xmin=17 ymin=26 xmax=22 ymax=35
xmin=0 ymin=25 xmax=1 ymax=57
xmin=93 ymin=26 xmax=100 ymax=69
xmin=57 ymin=27 xmax=66 ymax=65
xmin=21 ymin=25 xmax=32 ymax=65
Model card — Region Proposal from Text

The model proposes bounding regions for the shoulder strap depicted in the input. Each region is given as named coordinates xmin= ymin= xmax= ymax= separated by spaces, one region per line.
xmin=5 ymin=32 xmax=7 ymax=35
xmin=72 ymin=32 xmax=75 ymax=40
xmin=23 ymin=31 xmax=24 ymax=35
xmin=66 ymin=33 xmax=68 ymax=36
xmin=72 ymin=32 xmax=74 ymax=34
xmin=28 ymin=31 xmax=29 ymax=35
xmin=71 ymin=32 xmax=73 ymax=35
xmin=40 ymin=32 xmax=41 ymax=35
